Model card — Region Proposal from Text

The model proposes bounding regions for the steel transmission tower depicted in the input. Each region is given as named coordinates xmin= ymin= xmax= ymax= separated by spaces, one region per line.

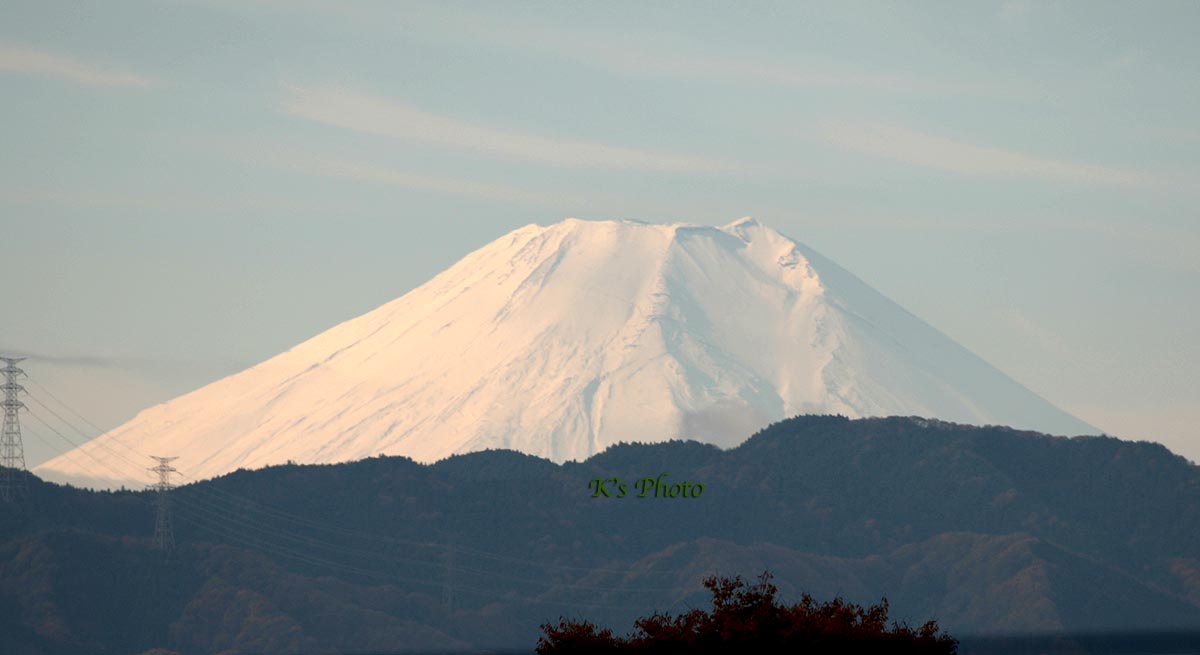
xmin=1 ymin=357 xmax=28 ymax=502
xmin=149 ymin=456 xmax=178 ymax=551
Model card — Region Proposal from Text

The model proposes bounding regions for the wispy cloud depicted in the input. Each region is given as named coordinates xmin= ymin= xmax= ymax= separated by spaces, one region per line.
xmin=406 ymin=9 xmax=1023 ymax=99
xmin=286 ymin=156 xmax=573 ymax=205
xmin=528 ymin=40 xmax=1010 ymax=98
xmin=0 ymin=349 xmax=245 ymax=375
xmin=997 ymin=0 xmax=1033 ymax=19
xmin=0 ymin=184 xmax=358 ymax=215
xmin=197 ymin=4 xmax=1015 ymax=98
xmin=229 ymin=139 xmax=582 ymax=206
xmin=618 ymin=55 xmax=1005 ymax=96
xmin=282 ymin=84 xmax=732 ymax=173
xmin=0 ymin=43 xmax=153 ymax=88
xmin=1144 ymin=126 xmax=1200 ymax=144
xmin=1 ymin=350 xmax=156 ymax=371
xmin=819 ymin=120 xmax=1161 ymax=188
xmin=999 ymin=309 xmax=1078 ymax=359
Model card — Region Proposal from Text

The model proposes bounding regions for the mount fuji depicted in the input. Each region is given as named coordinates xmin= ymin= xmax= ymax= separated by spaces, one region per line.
xmin=36 ymin=218 xmax=1094 ymax=487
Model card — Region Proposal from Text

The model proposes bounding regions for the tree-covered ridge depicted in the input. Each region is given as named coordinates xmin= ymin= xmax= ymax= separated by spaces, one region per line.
xmin=1 ymin=415 xmax=1199 ymax=653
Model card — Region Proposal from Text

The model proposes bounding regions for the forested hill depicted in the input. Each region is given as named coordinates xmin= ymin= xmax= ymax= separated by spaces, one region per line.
xmin=3 ymin=415 xmax=1200 ymax=654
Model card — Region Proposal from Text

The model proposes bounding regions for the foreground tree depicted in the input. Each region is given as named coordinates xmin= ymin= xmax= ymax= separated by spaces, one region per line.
xmin=538 ymin=572 xmax=957 ymax=654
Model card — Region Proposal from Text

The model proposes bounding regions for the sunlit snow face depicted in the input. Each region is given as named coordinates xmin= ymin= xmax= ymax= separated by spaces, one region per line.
xmin=35 ymin=219 xmax=1091 ymax=488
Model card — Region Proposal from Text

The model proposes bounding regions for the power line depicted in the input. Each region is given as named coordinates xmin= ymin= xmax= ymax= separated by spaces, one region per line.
xmin=24 ymin=393 xmax=148 ymax=478
xmin=16 ymin=380 xmax=705 ymax=618
xmin=175 ymin=486 xmax=686 ymax=594
xmin=24 ymin=407 xmax=147 ymax=483
xmin=22 ymin=379 xmax=703 ymax=588
xmin=23 ymin=386 xmax=688 ymax=608
xmin=173 ymin=496 xmax=659 ymax=611
xmin=25 ymin=378 xmax=108 ymax=434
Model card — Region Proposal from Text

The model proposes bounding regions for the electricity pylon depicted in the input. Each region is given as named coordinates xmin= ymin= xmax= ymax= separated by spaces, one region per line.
xmin=0 ymin=357 xmax=28 ymax=502
xmin=149 ymin=456 xmax=178 ymax=550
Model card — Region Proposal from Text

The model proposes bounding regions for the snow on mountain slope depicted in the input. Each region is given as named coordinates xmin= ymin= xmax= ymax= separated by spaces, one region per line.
xmin=36 ymin=218 xmax=1095 ymax=487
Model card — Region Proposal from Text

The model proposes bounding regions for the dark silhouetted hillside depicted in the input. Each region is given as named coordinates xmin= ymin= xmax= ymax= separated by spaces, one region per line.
xmin=2 ymin=415 xmax=1199 ymax=653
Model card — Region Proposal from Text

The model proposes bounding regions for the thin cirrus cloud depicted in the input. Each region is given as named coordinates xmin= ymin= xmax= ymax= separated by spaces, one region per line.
xmin=0 ymin=43 xmax=153 ymax=87
xmin=205 ymin=5 xmax=1017 ymax=97
xmin=409 ymin=8 xmax=1022 ymax=99
xmin=229 ymin=140 xmax=581 ymax=206
xmin=819 ymin=120 xmax=1161 ymax=188
xmin=291 ymin=156 xmax=572 ymax=205
xmin=614 ymin=54 xmax=1008 ymax=97
xmin=0 ymin=348 xmax=244 ymax=376
xmin=281 ymin=84 xmax=733 ymax=173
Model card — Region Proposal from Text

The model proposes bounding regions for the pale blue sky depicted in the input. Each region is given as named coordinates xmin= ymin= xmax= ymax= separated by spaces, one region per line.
xmin=2 ymin=1 xmax=1197 ymax=465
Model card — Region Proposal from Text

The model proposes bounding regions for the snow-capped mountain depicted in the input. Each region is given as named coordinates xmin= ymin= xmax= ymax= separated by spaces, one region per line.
xmin=36 ymin=218 xmax=1094 ymax=487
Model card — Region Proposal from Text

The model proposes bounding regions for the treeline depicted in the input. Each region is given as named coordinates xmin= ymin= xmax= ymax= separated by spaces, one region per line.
xmin=0 ymin=415 xmax=1198 ymax=653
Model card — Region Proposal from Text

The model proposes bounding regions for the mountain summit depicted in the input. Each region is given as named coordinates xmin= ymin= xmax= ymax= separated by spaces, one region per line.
xmin=37 ymin=218 xmax=1093 ymax=486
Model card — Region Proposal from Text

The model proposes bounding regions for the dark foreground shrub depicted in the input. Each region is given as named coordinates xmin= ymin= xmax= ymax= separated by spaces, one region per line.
xmin=537 ymin=572 xmax=957 ymax=654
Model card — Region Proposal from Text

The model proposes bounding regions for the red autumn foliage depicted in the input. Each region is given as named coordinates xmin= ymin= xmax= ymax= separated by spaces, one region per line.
xmin=537 ymin=571 xmax=957 ymax=654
